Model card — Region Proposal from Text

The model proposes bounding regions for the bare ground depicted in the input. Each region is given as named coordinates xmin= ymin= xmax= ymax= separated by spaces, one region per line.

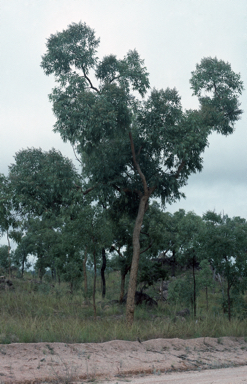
xmin=1 ymin=337 xmax=247 ymax=383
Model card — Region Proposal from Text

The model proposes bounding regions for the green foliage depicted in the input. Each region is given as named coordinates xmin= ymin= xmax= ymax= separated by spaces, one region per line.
xmin=177 ymin=211 xmax=205 ymax=258
xmin=0 ymin=245 xmax=10 ymax=273
xmin=168 ymin=273 xmax=195 ymax=308
xmin=198 ymin=259 xmax=214 ymax=293
xmin=190 ymin=57 xmax=244 ymax=135
xmin=13 ymin=236 xmax=31 ymax=276
xmin=9 ymin=148 xmax=80 ymax=217
xmin=0 ymin=174 xmax=19 ymax=242
xmin=41 ymin=22 xmax=243 ymax=209
xmin=138 ymin=260 xmax=167 ymax=289
xmin=41 ymin=22 xmax=100 ymax=77
xmin=203 ymin=211 xmax=247 ymax=320
xmin=41 ymin=22 xmax=244 ymax=324
xmin=203 ymin=212 xmax=247 ymax=288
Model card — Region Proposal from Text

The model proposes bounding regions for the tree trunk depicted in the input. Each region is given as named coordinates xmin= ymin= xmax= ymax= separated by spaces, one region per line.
xmin=101 ymin=248 xmax=106 ymax=298
xmin=70 ymin=280 xmax=73 ymax=294
xmin=193 ymin=255 xmax=196 ymax=318
xmin=39 ymin=268 xmax=43 ymax=282
xmin=7 ymin=229 xmax=11 ymax=278
xmin=126 ymin=195 xmax=149 ymax=326
xmin=83 ymin=248 xmax=88 ymax=295
xmin=227 ymin=280 xmax=231 ymax=321
xmin=51 ymin=261 xmax=56 ymax=281
xmin=21 ymin=259 xmax=24 ymax=278
xmin=120 ymin=272 xmax=126 ymax=303
xmin=119 ymin=264 xmax=131 ymax=303
xmin=172 ymin=250 xmax=176 ymax=277
xmin=93 ymin=248 xmax=97 ymax=320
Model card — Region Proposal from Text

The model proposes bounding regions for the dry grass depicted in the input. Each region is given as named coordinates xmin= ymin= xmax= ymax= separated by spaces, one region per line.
xmin=0 ymin=275 xmax=247 ymax=344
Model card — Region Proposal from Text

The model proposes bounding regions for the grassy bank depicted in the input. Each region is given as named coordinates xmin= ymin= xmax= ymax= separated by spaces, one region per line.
xmin=0 ymin=276 xmax=247 ymax=344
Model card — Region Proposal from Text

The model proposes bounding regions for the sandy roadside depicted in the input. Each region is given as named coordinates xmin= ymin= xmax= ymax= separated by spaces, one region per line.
xmin=1 ymin=336 xmax=247 ymax=383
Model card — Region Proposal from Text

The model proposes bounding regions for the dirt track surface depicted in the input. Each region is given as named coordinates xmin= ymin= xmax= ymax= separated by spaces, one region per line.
xmin=1 ymin=337 xmax=247 ymax=383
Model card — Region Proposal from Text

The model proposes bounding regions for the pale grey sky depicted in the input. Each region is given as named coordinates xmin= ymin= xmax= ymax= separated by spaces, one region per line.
xmin=1 ymin=0 xmax=246 ymax=223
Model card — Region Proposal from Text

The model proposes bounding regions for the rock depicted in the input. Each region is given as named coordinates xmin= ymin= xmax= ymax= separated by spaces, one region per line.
xmin=122 ymin=291 xmax=158 ymax=307
xmin=173 ymin=316 xmax=186 ymax=322
xmin=176 ymin=308 xmax=190 ymax=317
xmin=0 ymin=278 xmax=14 ymax=290
xmin=160 ymin=290 xmax=168 ymax=301
xmin=161 ymin=281 xmax=169 ymax=290
xmin=107 ymin=300 xmax=119 ymax=305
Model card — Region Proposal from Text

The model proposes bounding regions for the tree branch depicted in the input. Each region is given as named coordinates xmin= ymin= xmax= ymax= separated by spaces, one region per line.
xmin=83 ymin=186 xmax=96 ymax=195
xmin=175 ymin=160 xmax=186 ymax=178
xmin=82 ymin=66 xmax=99 ymax=93
xmin=109 ymin=75 xmax=122 ymax=84
xmin=140 ymin=231 xmax=150 ymax=237
xmin=72 ymin=145 xmax=82 ymax=164
xmin=110 ymin=244 xmax=124 ymax=258
xmin=140 ymin=240 xmax=154 ymax=255
xmin=129 ymin=132 xmax=149 ymax=195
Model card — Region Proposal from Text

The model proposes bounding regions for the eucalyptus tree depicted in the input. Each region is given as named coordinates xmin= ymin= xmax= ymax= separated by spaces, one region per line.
xmin=13 ymin=235 xmax=31 ymax=277
xmin=8 ymin=148 xmax=82 ymax=278
xmin=203 ymin=211 xmax=247 ymax=321
xmin=22 ymin=216 xmax=64 ymax=281
xmin=198 ymin=259 xmax=214 ymax=312
xmin=176 ymin=211 xmax=205 ymax=317
xmin=0 ymin=245 xmax=11 ymax=275
xmin=146 ymin=208 xmax=186 ymax=277
xmin=9 ymin=148 xmax=81 ymax=218
xmin=0 ymin=174 xmax=19 ymax=276
xmin=41 ymin=22 xmax=244 ymax=324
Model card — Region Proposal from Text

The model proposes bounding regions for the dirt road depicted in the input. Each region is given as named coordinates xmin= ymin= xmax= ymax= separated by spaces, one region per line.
xmin=1 ymin=337 xmax=247 ymax=383
xmin=101 ymin=366 xmax=247 ymax=383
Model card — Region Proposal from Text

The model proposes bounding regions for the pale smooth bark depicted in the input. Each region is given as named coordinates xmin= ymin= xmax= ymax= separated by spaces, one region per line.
xmin=126 ymin=132 xmax=184 ymax=326
xmin=126 ymin=195 xmax=149 ymax=325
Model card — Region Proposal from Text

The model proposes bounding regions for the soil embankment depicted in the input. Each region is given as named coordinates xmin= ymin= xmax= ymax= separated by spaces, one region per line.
xmin=1 ymin=336 xmax=247 ymax=383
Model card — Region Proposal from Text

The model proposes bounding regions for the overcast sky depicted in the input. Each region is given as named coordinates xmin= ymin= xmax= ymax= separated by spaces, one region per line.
xmin=1 ymin=0 xmax=246 ymax=225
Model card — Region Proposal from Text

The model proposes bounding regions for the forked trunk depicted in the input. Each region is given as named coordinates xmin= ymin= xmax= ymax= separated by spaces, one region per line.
xmin=126 ymin=195 xmax=148 ymax=326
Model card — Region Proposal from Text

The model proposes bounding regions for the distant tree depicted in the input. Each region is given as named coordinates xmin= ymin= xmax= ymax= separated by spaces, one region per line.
xmin=13 ymin=236 xmax=31 ymax=277
xmin=8 ymin=148 xmax=83 ymax=280
xmin=176 ymin=211 xmax=205 ymax=318
xmin=0 ymin=245 xmax=11 ymax=275
xmin=138 ymin=258 xmax=167 ymax=292
xmin=198 ymin=259 xmax=214 ymax=312
xmin=22 ymin=217 xmax=63 ymax=281
xmin=9 ymin=148 xmax=80 ymax=218
xmin=0 ymin=174 xmax=20 ymax=276
xmin=41 ymin=22 xmax=244 ymax=324
xmin=203 ymin=211 xmax=247 ymax=321
xmin=147 ymin=208 xmax=186 ymax=277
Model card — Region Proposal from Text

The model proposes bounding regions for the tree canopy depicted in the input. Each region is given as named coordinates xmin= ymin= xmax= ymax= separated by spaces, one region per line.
xmin=41 ymin=21 xmax=244 ymax=324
